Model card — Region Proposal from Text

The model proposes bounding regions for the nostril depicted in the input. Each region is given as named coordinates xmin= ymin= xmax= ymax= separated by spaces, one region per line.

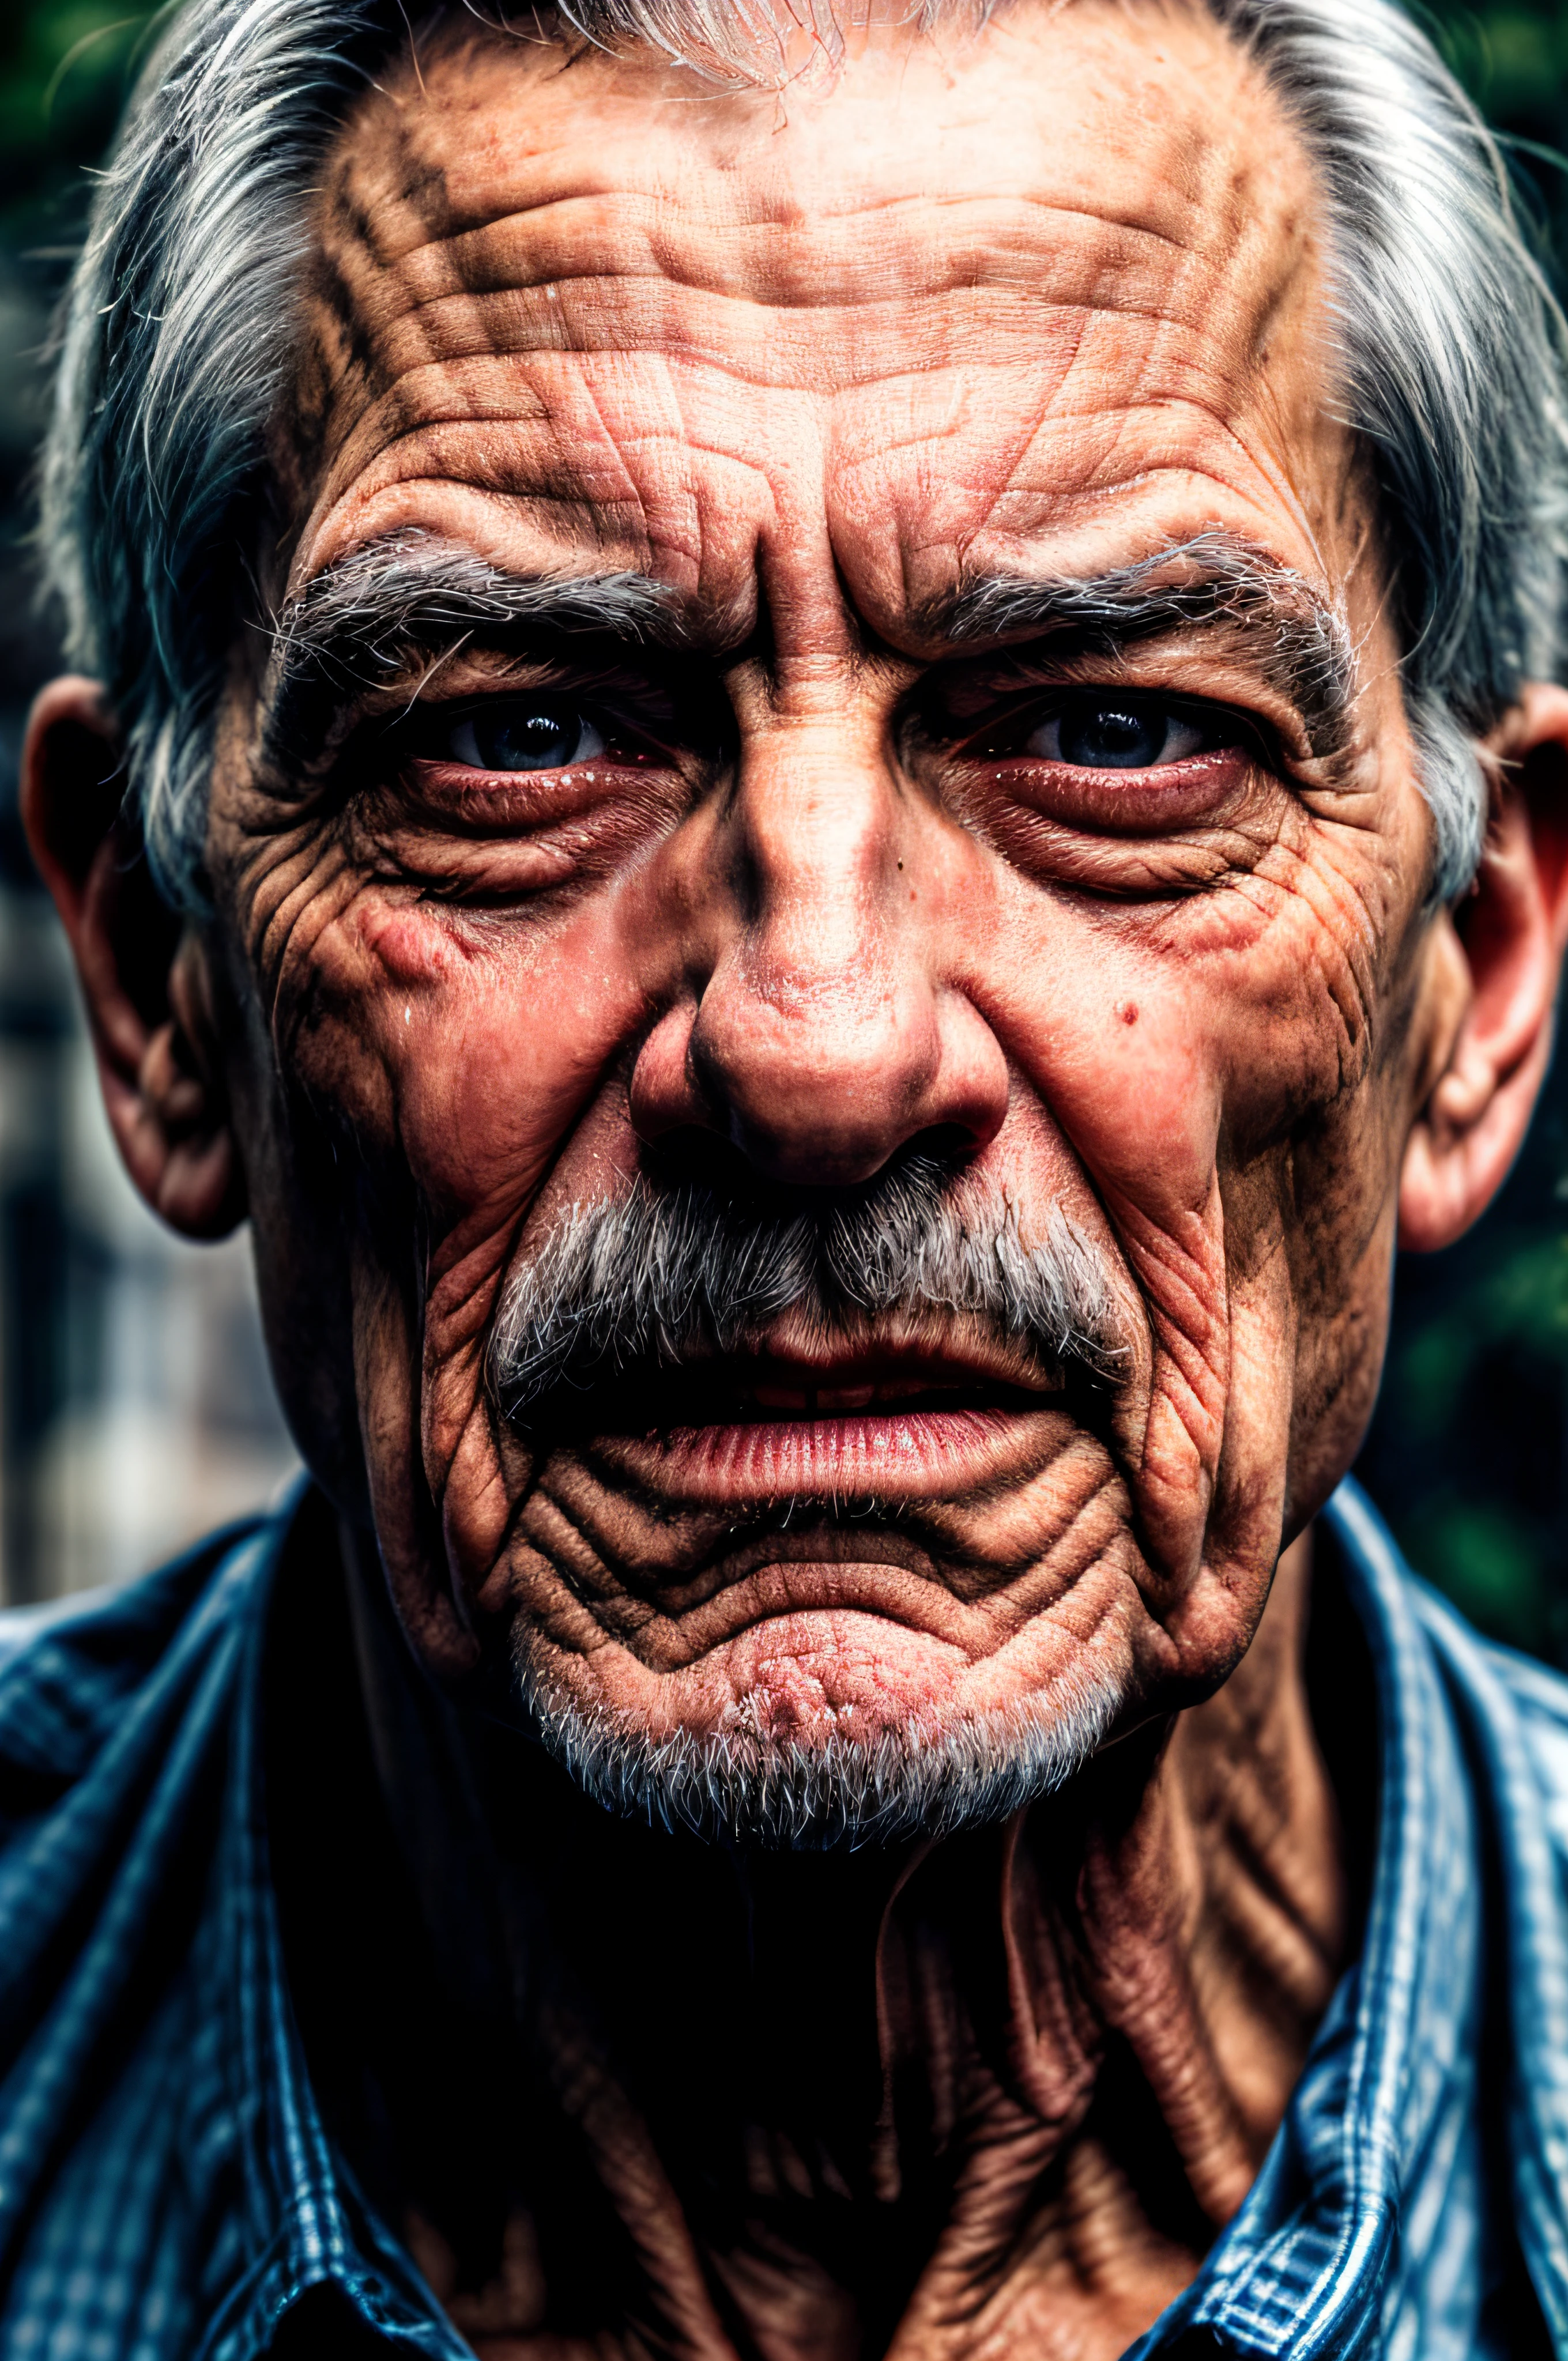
xmin=907 ymin=1120 xmax=991 ymax=1166
xmin=642 ymin=1125 xmax=756 ymax=1197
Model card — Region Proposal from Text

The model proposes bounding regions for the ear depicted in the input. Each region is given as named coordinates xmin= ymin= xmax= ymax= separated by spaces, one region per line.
xmin=1399 ymin=683 xmax=1568 ymax=1251
xmin=21 ymin=677 xmax=246 ymax=1239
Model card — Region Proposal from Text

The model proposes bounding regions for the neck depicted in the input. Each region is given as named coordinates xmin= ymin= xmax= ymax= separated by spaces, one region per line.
xmin=322 ymin=1529 xmax=1347 ymax=2361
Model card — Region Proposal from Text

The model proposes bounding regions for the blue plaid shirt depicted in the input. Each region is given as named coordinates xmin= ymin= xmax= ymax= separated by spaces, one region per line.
xmin=0 ymin=1477 xmax=1564 ymax=2359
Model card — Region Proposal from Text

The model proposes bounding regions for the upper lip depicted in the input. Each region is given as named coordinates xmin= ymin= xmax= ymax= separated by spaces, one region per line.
xmin=734 ymin=1333 xmax=1063 ymax=1407
xmin=518 ymin=1319 xmax=1078 ymax=1434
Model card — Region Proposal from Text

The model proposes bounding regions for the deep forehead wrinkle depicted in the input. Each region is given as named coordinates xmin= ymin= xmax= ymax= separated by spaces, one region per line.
xmin=315 ymin=140 xmax=1250 ymax=339
xmin=333 ymin=174 xmax=1205 ymax=296
xmin=282 ymin=5 xmax=1347 ymax=690
xmin=295 ymin=6 xmax=1304 ymax=450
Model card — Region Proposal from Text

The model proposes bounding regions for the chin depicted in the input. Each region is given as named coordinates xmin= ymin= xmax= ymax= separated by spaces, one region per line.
xmin=510 ymin=1625 xmax=1128 ymax=1849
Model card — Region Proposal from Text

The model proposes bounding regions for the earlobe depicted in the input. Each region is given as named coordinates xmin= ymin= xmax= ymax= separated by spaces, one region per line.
xmin=21 ymin=676 xmax=246 ymax=1240
xmin=1399 ymin=685 xmax=1568 ymax=1251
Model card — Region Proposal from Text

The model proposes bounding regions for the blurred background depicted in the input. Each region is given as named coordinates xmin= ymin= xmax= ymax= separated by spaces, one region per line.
xmin=1 ymin=2 xmax=1567 ymax=1631
xmin=0 ymin=6 xmax=304 ymax=1601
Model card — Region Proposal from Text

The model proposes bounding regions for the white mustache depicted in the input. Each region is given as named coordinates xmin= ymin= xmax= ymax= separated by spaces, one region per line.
xmin=488 ymin=1159 xmax=1125 ymax=1420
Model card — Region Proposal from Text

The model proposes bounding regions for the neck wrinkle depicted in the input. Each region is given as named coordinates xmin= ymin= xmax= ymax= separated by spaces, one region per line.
xmin=330 ymin=1521 xmax=1347 ymax=2361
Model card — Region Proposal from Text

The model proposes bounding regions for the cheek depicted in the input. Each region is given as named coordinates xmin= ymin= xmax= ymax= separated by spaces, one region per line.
xmin=278 ymin=888 xmax=654 ymax=1225
xmin=980 ymin=902 xmax=1221 ymax=1217
xmin=970 ymin=865 xmax=1388 ymax=1576
xmin=990 ymin=863 xmax=1380 ymax=1204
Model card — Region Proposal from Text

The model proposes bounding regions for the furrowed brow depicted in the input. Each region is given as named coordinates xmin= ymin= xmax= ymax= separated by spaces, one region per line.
xmin=930 ymin=531 xmax=1358 ymax=757
xmin=262 ymin=531 xmax=683 ymax=774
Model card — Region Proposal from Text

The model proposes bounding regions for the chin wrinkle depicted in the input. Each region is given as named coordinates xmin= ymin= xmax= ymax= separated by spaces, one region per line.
xmin=489 ymin=1160 xmax=1125 ymax=1421
xmin=511 ymin=1649 xmax=1126 ymax=1849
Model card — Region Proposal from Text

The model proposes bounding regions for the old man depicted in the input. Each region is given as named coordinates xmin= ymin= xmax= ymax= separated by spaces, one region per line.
xmin=12 ymin=0 xmax=1568 ymax=2351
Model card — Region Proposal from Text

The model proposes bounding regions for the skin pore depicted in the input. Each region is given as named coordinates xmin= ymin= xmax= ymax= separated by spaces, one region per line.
xmin=20 ymin=1 xmax=1568 ymax=2353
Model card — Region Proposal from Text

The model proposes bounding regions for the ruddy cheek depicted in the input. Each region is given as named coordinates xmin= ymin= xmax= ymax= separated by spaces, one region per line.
xmin=1002 ymin=941 xmax=1222 ymax=1216
xmin=361 ymin=903 xmax=455 ymax=989
xmin=395 ymin=911 xmax=653 ymax=1217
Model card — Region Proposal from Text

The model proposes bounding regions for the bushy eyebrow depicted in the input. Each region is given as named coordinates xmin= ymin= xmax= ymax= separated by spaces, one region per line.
xmin=928 ymin=531 xmax=1358 ymax=758
xmin=262 ymin=531 xmax=684 ymax=773
xmin=261 ymin=525 xmax=1359 ymax=775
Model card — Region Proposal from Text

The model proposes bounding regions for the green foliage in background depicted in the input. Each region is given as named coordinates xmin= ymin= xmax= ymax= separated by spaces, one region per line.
xmin=2 ymin=0 xmax=1568 ymax=1654
xmin=0 ymin=7 xmax=153 ymax=215
xmin=1 ymin=7 xmax=152 ymax=145
xmin=1428 ymin=0 xmax=1568 ymax=274
xmin=1377 ymin=1225 xmax=1568 ymax=1655
xmin=1434 ymin=1 xmax=1568 ymax=134
xmin=0 ymin=6 xmax=153 ymax=474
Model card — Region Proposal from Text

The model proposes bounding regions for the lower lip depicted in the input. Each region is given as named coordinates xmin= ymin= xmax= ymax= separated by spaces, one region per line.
xmin=585 ymin=1405 xmax=1069 ymax=1506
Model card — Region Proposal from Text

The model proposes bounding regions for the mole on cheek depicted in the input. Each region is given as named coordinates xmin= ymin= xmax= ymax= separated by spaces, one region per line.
xmin=1118 ymin=1002 xmax=1139 ymax=1025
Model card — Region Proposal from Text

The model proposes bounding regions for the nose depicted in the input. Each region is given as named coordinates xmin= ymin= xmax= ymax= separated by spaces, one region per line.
xmin=630 ymin=708 xmax=1009 ymax=1187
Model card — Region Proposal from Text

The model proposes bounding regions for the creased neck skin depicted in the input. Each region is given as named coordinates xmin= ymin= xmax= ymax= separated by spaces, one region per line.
xmin=331 ymin=1525 xmax=1344 ymax=2361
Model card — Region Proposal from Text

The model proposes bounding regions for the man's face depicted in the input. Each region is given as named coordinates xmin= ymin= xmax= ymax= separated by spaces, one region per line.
xmin=210 ymin=1 xmax=1438 ymax=1837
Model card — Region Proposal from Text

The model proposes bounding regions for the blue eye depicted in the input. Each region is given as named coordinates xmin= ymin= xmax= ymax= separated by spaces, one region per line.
xmin=446 ymin=702 xmax=607 ymax=772
xmin=1026 ymin=700 xmax=1210 ymax=769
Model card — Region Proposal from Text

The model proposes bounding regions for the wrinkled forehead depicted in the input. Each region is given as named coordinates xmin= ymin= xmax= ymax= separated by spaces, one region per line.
xmin=284 ymin=0 xmax=1347 ymax=637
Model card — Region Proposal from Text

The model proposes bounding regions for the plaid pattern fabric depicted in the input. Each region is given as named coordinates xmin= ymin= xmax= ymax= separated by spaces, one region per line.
xmin=0 ymin=1481 xmax=1561 ymax=2358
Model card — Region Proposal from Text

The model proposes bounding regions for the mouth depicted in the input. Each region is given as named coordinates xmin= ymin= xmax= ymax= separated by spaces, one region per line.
xmin=520 ymin=1341 xmax=1106 ymax=1506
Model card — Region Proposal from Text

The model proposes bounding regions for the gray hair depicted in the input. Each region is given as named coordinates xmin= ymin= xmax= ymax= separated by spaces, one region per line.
xmin=512 ymin=1645 xmax=1123 ymax=1845
xmin=39 ymin=0 xmax=1568 ymax=908
xmin=489 ymin=1158 xmax=1124 ymax=1420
